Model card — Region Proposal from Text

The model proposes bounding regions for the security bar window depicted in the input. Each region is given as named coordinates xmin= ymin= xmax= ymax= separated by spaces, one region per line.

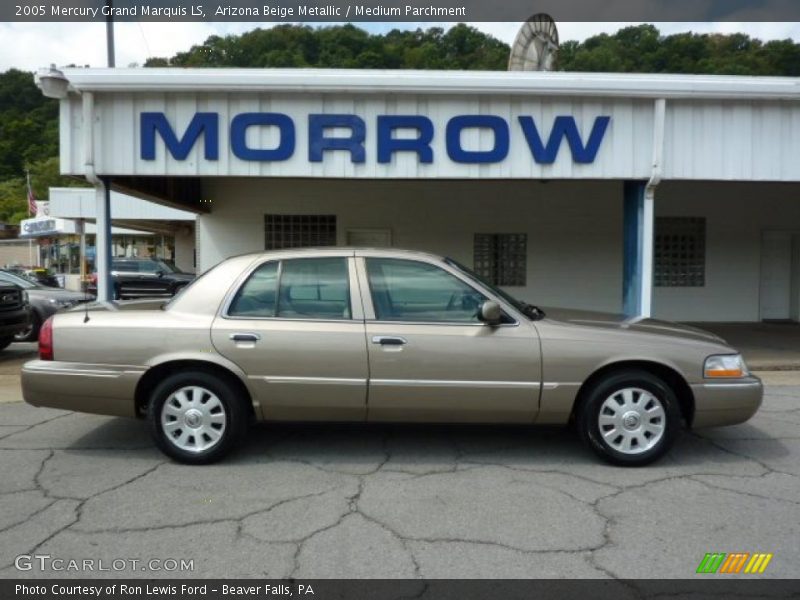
xmin=473 ymin=233 xmax=527 ymax=286
xmin=654 ymin=217 xmax=706 ymax=287
xmin=265 ymin=215 xmax=337 ymax=250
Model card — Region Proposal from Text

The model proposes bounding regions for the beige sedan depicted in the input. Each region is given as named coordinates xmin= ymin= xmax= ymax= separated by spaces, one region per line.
xmin=21 ymin=248 xmax=762 ymax=466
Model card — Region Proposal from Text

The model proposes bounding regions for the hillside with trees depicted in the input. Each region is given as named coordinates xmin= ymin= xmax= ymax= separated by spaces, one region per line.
xmin=1 ymin=23 xmax=799 ymax=222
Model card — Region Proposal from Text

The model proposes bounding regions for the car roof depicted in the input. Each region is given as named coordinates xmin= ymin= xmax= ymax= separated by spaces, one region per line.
xmin=234 ymin=247 xmax=446 ymax=262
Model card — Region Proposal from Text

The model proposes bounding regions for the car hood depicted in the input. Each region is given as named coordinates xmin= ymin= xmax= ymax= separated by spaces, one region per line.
xmin=28 ymin=288 xmax=89 ymax=303
xmin=541 ymin=307 xmax=727 ymax=345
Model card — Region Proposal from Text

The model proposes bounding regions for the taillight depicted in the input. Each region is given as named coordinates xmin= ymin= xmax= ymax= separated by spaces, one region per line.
xmin=39 ymin=316 xmax=54 ymax=361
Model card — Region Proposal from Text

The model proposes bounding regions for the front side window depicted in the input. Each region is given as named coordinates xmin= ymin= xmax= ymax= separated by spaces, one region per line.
xmin=366 ymin=258 xmax=486 ymax=323
xmin=228 ymin=258 xmax=351 ymax=320
xmin=112 ymin=261 xmax=138 ymax=273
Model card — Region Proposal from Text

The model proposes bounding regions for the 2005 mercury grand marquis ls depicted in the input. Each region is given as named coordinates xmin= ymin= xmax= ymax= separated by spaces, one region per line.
xmin=21 ymin=248 xmax=762 ymax=466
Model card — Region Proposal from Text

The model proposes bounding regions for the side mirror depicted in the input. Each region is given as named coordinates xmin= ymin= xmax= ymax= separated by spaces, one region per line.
xmin=479 ymin=300 xmax=503 ymax=326
xmin=155 ymin=270 xmax=164 ymax=277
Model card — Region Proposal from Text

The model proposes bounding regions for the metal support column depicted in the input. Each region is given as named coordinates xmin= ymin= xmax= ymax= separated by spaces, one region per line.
xmin=622 ymin=180 xmax=654 ymax=317
xmin=95 ymin=179 xmax=113 ymax=301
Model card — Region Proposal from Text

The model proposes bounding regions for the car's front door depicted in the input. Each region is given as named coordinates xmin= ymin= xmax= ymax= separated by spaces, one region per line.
xmin=211 ymin=254 xmax=369 ymax=421
xmin=136 ymin=261 xmax=172 ymax=295
xmin=359 ymin=255 xmax=542 ymax=423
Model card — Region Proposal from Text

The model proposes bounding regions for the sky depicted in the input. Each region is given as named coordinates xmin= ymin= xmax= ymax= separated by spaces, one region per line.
xmin=1 ymin=21 xmax=799 ymax=72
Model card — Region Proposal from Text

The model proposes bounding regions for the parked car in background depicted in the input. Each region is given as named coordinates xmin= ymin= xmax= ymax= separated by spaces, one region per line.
xmin=0 ymin=280 xmax=30 ymax=350
xmin=21 ymin=248 xmax=763 ymax=466
xmin=88 ymin=258 xmax=194 ymax=299
xmin=0 ymin=271 xmax=90 ymax=342
xmin=6 ymin=266 xmax=60 ymax=288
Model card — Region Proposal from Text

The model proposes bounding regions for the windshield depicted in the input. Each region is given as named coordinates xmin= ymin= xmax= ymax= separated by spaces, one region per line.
xmin=154 ymin=260 xmax=181 ymax=273
xmin=445 ymin=258 xmax=544 ymax=320
xmin=0 ymin=270 xmax=37 ymax=289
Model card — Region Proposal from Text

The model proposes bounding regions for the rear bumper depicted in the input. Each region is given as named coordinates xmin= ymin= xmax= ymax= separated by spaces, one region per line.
xmin=22 ymin=359 xmax=145 ymax=418
xmin=690 ymin=377 xmax=763 ymax=428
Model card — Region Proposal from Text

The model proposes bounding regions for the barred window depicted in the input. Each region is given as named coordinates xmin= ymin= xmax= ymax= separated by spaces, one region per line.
xmin=265 ymin=215 xmax=337 ymax=250
xmin=654 ymin=217 xmax=706 ymax=287
xmin=473 ymin=233 xmax=527 ymax=286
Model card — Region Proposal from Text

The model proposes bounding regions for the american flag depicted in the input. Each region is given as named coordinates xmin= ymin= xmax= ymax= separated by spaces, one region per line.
xmin=26 ymin=172 xmax=37 ymax=216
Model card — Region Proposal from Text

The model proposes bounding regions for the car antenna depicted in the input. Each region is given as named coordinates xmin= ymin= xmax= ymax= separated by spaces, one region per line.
xmin=83 ymin=273 xmax=90 ymax=323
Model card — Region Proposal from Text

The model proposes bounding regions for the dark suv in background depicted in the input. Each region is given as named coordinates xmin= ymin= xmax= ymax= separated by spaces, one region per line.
xmin=0 ymin=281 xmax=30 ymax=349
xmin=89 ymin=258 xmax=195 ymax=300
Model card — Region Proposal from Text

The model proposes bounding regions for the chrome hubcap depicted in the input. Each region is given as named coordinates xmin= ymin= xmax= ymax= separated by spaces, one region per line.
xmin=160 ymin=386 xmax=226 ymax=453
xmin=598 ymin=387 xmax=666 ymax=455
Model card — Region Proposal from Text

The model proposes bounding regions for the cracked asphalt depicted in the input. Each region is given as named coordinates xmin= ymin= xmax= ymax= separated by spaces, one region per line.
xmin=0 ymin=347 xmax=798 ymax=579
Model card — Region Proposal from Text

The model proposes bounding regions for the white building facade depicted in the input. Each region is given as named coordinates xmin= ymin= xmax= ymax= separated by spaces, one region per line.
xmin=44 ymin=68 xmax=800 ymax=321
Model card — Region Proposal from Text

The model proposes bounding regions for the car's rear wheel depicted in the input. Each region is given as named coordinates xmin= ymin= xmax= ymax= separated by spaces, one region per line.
xmin=577 ymin=369 xmax=681 ymax=466
xmin=147 ymin=371 xmax=249 ymax=464
xmin=15 ymin=312 xmax=40 ymax=343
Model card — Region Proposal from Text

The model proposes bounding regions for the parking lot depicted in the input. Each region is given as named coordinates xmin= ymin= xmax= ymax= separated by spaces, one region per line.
xmin=0 ymin=346 xmax=798 ymax=579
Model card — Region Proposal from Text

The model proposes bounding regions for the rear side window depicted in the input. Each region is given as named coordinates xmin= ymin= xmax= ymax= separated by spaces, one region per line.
xmin=228 ymin=262 xmax=279 ymax=317
xmin=228 ymin=258 xmax=351 ymax=320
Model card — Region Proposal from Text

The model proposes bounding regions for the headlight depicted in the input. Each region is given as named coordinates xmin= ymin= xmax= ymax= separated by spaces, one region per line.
xmin=704 ymin=354 xmax=749 ymax=378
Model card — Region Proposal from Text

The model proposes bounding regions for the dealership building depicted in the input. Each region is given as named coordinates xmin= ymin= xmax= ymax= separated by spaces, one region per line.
xmin=38 ymin=67 xmax=800 ymax=321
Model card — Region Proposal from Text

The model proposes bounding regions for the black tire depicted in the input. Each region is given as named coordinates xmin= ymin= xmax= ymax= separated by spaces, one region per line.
xmin=576 ymin=369 xmax=681 ymax=466
xmin=15 ymin=311 xmax=41 ymax=343
xmin=0 ymin=337 xmax=13 ymax=351
xmin=147 ymin=370 xmax=249 ymax=464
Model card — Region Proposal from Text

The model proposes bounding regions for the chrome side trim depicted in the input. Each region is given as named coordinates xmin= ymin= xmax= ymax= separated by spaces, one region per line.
xmin=22 ymin=364 xmax=145 ymax=378
xmin=692 ymin=381 xmax=763 ymax=389
xmin=365 ymin=319 xmax=519 ymax=328
xmin=260 ymin=376 xmax=367 ymax=386
xmin=542 ymin=382 xmax=582 ymax=390
xmin=370 ymin=379 xmax=540 ymax=388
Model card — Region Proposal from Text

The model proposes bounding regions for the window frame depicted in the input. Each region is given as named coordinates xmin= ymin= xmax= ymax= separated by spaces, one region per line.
xmin=473 ymin=233 xmax=528 ymax=287
xmin=222 ymin=255 xmax=360 ymax=322
xmin=358 ymin=256 xmax=519 ymax=327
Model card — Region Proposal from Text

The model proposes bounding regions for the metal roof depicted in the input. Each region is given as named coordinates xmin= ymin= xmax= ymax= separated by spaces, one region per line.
xmin=60 ymin=68 xmax=800 ymax=101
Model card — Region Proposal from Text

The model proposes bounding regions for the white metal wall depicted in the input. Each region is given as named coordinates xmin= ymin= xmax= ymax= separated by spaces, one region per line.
xmin=196 ymin=178 xmax=800 ymax=321
xmin=62 ymin=93 xmax=654 ymax=180
xmin=664 ymin=100 xmax=800 ymax=181
xmin=61 ymin=91 xmax=800 ymax=182
xmin=654 ymin=181 xmax=800 ymax=322
xmin=198 ymin=178 xmax=625 ymax=313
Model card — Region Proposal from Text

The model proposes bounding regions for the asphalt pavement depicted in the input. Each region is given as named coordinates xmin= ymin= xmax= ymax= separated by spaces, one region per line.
xmin=0 ymin=346 xmax=797 ymax=579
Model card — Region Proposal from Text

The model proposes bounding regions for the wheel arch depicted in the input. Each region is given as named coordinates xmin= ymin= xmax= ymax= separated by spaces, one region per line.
xmin=571 ymin=360 xmax=695 ymax=427
xmin=134 ymin=359 xmax=255 ymax=419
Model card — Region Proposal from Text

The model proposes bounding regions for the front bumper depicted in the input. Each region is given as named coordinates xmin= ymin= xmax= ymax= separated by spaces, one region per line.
xmin=0 ymin=306 xmax=31 ymax=338
xmin=22 ymin=359 xmax=145 ymax=418
xmin=690 ymin=376 xmax=763 ymax=428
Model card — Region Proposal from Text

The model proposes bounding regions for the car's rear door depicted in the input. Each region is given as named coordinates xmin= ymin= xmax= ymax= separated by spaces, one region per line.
xmin=210 ymin=252 xmax=369 ymax=421
xmin=358 ymin=254 xmax=542 ymax=423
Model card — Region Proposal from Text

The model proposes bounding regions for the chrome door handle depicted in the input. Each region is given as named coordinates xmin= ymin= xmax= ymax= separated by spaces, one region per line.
xmin=371 ymin=336 xmax=407 ymax=346
xmin=230 ymin=333 xmax=261 ymax=342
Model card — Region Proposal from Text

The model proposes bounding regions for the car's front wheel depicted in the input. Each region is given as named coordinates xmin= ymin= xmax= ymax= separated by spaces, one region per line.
xmin=577 ymin=369 xmax=681 ymax=466
xmin=147 ymin=371 xmax=249 ymax=464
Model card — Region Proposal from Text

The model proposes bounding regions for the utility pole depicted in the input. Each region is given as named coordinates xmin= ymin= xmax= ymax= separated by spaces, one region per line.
xmin=105 ymin=0 xmax=115 ymax=67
